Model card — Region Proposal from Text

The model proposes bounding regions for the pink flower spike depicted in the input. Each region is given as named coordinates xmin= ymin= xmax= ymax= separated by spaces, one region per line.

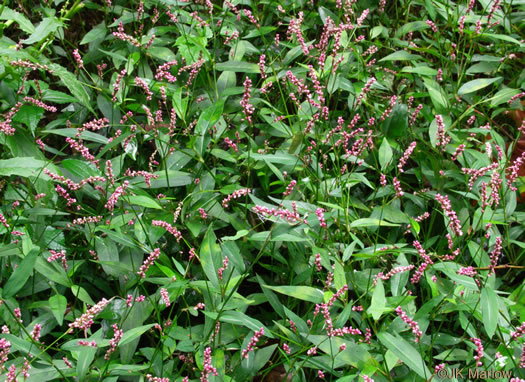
xmin=242 ymin=328 xmax=264 ymax=359
xmin=395 ymin=306 xmax=422 ymax=342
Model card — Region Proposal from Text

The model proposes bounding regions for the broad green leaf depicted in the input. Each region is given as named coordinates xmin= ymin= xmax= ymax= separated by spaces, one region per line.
xmin=119 ymin=324 xmax=156 ymax=347
xmin=195 ymin=100 xmax=224 ymax=156
xmin=96 ymin=228 xmax=142 ymax=250
xmin=244 ymin=26 xmax=276 ymax=39
xmin=0 ymin=157 xmax=47 ymax=177
xmin=200 ymin=226 xmax=220 ymax=288
xmin=377 ymin=332 xmax=431 ymax=379
xmin=263 ymin=285 xmax=324 ymax=304
xmin=42 ymin=128 xmax=108 ymax=144
xmin=396 ymin=21 xmax=429 ymax=37
xmin=148 ymin=47 xmax=177 ymax=61
xmin=3 ymin=248 xmax=39 ymax=298
xmin=35 ymin=257 xmax=72 ymax=287
xmin=308 ymin=335 xmax=378 ymax=370
xmin=382 ymin=104 xmax=408 ymax=139
xmin=128 ymin=195 xmax=162 ymax=209
xmin=256 ymin=274 xmax=285 ymax=319
xmin=215 ymin=61 xmax=261 ymax=73
xmin=481 ymin=286 xmax=498 ymax=338
xmin=401 ymin=66 xmax=438 ymax=76
xmin=23 ymin=17 xmax=62 ymax=45
xmin=424 ymin=82 xmax=449 ymax=112
xmin=490 ymin=88 xmax=521 ymax=106
xmin=77 ymin=344 xmax=97 ymax=379
xmin=71 ymin=285 xmax=95 ymax=305
xmin=480 ymin=33 xmax=524 ymax=46
xmin=368 ymin=279 xmax=386 ymax=320
xmin=42 ymin=90 xmax=79 ymax=104
xmin=133 ymin=170 xmax=192 ymax=188
xmin=458 ymin=77 xmax=501 ymax=95
xmin=379 ymin=51 xmax=421 ymax=62
xmin=350 ymin=218 xmax=399 ymax=228
xmin=80 ymin=22 xmax=106 ymax=44
xmin=0 ymin=8 xmax=35 ymax=34
xmin=49 ymin=294 xmax=67 ymax=325
xmin=379 ymin=138 xmax=393 ymax=171
xmin=49 ymin=64 xmax=94 ymax=113
xmin=218 ymin=311 xmax=274 ymax=338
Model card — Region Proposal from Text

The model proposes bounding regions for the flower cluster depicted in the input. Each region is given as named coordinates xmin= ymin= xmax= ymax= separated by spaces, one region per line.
xmin=104 ymin=324 xmax=123 ymax=360
xmin=241 ymin=77 xmax=255 ymax=124
xmin=222 ymin=188 xmax=251 ymax=208
xmin=105 ymin=181 xmax=129 ymax=211
xmin=152 ymin=220 xmax=183 ymax=241
xmin=137 ymin=248 xmax=161 ymax=278
xmin=488 ymin=236 xmax=502 ymax=275
xmin=398 ymin=142 xmax=417 ymax=173
xmin=241 ymin=328 xmax=264 ymax=359
xmin=47 ymin=249 xmax=67 ymax=270
xmin=69 ymin=298 xmax=109 ymax=331
xmin=435 ymin=193 xmax=463 ymax=236
xmin=471 ymin=337 xmax=484 ymax=366
xmin=316 ymin=208 xmax=327 ymax=228
xmin=283 ymin=180 xmax=297 ymax=197
xmin=218 ymin=256 xmax=229 ymax=280
xmin=374 ymin=265 xmax=415 ymax=285
xmin=160 ymin=288 xmax=170 ymax=307
xmin=253 ymin=205 xmax=307 ymax=225
xmin=395 ymin=306 xmax=422 ymax=342
xmin=201 ymin=347 xmax=218 ymax=382
xmin=411 ymin=240 xmax=434 ymax=284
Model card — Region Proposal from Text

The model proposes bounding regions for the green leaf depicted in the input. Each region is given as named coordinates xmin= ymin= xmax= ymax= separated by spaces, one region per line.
xmin=219 ymin=311 xmax=274 ymax=338
xmin=200 ymin=226 xmax=220 ymax=288
xmin=263 ymin=285 xmax=324 ymax=304
xmin=42 ymin=128 xmax=108 ymax=144
xmin=49 ymin=64 xmax=94 ymax=113
xmin=3 ymin=248 xmax=39 ymax=298
xmin=148 ymin=47 xmax=177 ymax=61
xmin=368 ymin=279 xmax=386 ymax=320
xmin=119 ymin=324 xmax=156 ymax=347
xmin=34 ymin=257 xmax=72 ymax=287
xmin=195 ymin=100 xmax=224 ymax=156
xmin=0 ymin=8 xmax=35 ymax=34
xmin=80 ymin=22 xmax=106 ymax=44
xmin=42 ymin=89 xmax=79 ymax=104
xmin=378 ymin=138 xmax=393 ymax=171
xmin=350 ymin=218 xmax=399 ymax=228
xmin=215 ymin=61 xmax=261 ymax=73
xmin=128 ymin=195 xmax=162 ymax=210
xmin=480 ymin=33 xmax=524 ymax=46
xmin=0 ymin=157 xmax=47 ymax=177
xmin=256 ymin=274 xmax=285 ymax=318
xmin=71 ymin=285 xmax=96 ymax=305
xmin=382 ymin=104 xmax=408 ymax=139
xmin=396 ymin=21 xmax=429 ymax=37
xmin=481 ymin=286 xmax=498 ymax=339
xmin=458 ymin=77 xmax=501 ymax=95
xmin=308 ymin=335 xmax=378 ymax=370
xmin=489 ymin=88 xmax=521 ymax=106
xmin=424 ymin=82 xmax=449 ymax=112
xmin=379 ymin=51 xmax=421 ymax=62
xmin=49 ymin=294 xmax=67 ymax=325
xmin=244 ymin=26 xmax=276 ymax=39
xmin=23 ymin=17 xmax=62 ymax=45
xmin=377 ymin=332 xmax=431 ymax=379
xmin=401 ymin=66 xmax=438 ymax=76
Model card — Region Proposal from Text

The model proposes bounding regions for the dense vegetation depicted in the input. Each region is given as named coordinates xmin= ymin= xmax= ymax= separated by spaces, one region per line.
xmin=0 ymin=0 xmax=524 ymax=381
